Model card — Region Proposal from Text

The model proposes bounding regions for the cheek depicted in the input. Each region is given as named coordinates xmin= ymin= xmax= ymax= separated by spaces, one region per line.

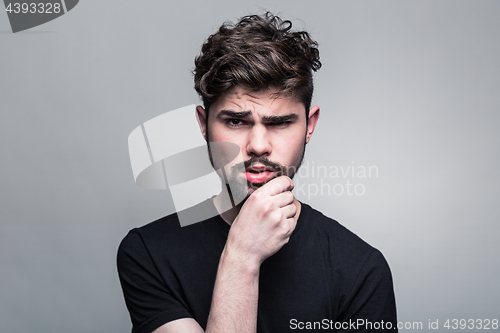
xmin=207 ymin=122 xmax=227 ymax=142
xmin=210 ymin=130 xmax=243 ymax=147
xmin=207 ymin=124 xmax=247 ymax=158
xmin=272 ymin=132 xmax=305 ymax=164
xmin=209 ymin=122 xmax=247 ymax=143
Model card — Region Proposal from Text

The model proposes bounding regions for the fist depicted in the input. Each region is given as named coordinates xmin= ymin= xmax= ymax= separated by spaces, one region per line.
xmin=226 ymin=176 xmax=298 ymax=265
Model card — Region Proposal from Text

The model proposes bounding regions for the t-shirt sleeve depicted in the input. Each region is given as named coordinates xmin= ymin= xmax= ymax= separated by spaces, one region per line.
xmin=117 ymin=229 xmax=193 ymax=333
xmin=337 ymin=249 xmax=398 ymax=332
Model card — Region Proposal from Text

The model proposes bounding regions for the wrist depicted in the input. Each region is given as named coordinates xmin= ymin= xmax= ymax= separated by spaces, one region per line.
xmin=220 ymin=245 xmax=261 ymax=277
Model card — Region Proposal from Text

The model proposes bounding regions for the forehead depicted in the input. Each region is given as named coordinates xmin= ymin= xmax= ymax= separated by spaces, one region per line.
xmin=210 ymin=86 xmax=305 ymax=116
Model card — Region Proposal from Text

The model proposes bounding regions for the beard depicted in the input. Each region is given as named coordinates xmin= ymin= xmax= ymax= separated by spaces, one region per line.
xmin=206 ymin=139 xmax=307 ymax=205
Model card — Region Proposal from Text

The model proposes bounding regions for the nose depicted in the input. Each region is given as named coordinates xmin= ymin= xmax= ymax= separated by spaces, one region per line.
xmin=246 ymin=124 xmax=271 ymax=157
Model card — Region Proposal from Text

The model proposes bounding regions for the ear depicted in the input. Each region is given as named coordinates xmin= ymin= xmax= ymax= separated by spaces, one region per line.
xmin=305 ymin=106 xmax=320 ymax=144
xmin=195 ymin=105 xmax=208 ymax=142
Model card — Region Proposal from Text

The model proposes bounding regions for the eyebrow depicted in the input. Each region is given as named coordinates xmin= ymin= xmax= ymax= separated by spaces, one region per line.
xmin=217 ymin=110 xmax=299 ymax=122
xmin=262 ymin=114 xmax=298 ymax=122
xmin=217 ymin=110 xmax=252 ymax=119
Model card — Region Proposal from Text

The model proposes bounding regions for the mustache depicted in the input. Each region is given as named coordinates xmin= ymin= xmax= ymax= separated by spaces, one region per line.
xmin=242 ymin=156 xmax=285 ymax=173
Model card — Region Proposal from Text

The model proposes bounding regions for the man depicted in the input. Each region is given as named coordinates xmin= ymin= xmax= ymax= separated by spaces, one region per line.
xmin=118 ymin=12 xmax=397 ymax=333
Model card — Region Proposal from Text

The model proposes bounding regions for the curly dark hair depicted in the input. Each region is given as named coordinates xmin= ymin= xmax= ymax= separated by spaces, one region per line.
xmin=193 ymin=12 xmax=321 ymax=115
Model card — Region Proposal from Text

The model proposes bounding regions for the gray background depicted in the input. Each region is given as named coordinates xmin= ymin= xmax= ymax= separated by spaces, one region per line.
xmin=1 ymin=0 xmax=498 ymax=332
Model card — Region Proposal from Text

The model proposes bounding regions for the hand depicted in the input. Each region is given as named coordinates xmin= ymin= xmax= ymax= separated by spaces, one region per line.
xmin=225 ymin=175 xmax=298 ymax=266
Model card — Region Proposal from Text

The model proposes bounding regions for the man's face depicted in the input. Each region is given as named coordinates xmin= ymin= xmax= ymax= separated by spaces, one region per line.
xmin=196 ymin=85 xmax=319 ymax=197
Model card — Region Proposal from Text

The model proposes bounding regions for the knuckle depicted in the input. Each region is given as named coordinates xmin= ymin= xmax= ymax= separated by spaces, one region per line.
xmin=262 ymin=201 xmax=275 ymax=213
xmin=272 ymin=182 xmax=282 ymax=194
xmin=270 ymin=211 xmax=283 ymax=224
xmin=276 ymin=211 xmax=284 ymax=222
xmin=283 ymin=223 xmax=292 ymax=235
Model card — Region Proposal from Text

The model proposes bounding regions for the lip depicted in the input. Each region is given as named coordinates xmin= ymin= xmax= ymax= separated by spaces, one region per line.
xmin=246 ymin=165 xmax=274 ymax=172
xmin=245 ymin=165 xmax=275 ymax=184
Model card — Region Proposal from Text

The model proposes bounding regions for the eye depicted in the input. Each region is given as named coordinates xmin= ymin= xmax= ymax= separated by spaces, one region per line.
xmin=226 ymin=119 xmax=245 ymax=127
xmin=271 ymin=121 xmax=290 ymax=128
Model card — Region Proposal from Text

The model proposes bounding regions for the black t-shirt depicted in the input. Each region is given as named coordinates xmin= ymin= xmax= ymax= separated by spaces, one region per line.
xmin=117 ymin=201 xmax=397 ymax=332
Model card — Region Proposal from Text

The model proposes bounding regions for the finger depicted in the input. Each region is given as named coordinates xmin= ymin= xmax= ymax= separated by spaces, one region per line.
xmin=281 ymin=202 xmax=297 ymax=219
xmin=274 ymin=191 xmax=295 ymax=208
xmin=284 ymin=217 xmax=298 ymax=237
xmin=258 ymin=175 xmax=294 ymax=196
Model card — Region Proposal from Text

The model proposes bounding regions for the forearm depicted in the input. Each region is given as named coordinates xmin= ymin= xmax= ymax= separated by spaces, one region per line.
xmin=205 ymin=246 xmax=261 ymax=333
xmin=204 ymin=177 xmax=296 ymax=333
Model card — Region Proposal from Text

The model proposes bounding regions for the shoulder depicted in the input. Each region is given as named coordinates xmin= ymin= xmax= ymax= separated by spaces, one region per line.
xmin=301 ymin=203 xmax=376 ymax=256
xmin=118 ymin=210 xmax=218 ymax=262
xmin=300 ymin=203 xmax=392 ymax=280
xmin=117 ymin=211 xmax=181 ymax=267
xmin=118 ymin=199 xmax=228 ymax=267
xmin=118 ymin=210 xmax=181 ymax=245
xmin=129 ymin=211 xmax=185 ymax=243
xmin=300 ymin=204 xmax=396 ymax=320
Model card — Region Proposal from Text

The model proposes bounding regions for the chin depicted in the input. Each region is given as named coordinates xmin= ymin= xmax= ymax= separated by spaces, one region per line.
xmin=245 ymin=183 xmax=259 ymax=195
